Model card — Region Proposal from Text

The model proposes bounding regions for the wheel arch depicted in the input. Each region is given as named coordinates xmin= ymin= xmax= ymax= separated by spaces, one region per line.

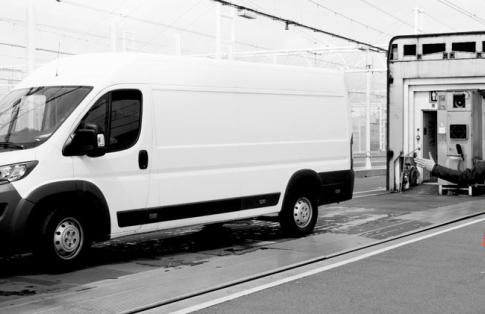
xmin=282 ymin=169 xmax=322 ymax=207
xmin=26 ymin=180 xmax=111 ymax=242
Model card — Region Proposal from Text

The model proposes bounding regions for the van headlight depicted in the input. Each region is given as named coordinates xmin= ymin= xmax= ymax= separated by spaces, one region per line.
xmin=0 ymin=161 xmax=38 ymax=182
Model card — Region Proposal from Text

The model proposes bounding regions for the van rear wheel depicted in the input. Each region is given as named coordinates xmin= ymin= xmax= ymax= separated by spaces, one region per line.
xmin=279 ymin=189 xmax=318 ymax=236
xmin=35 ymin=208 xmax=90 ymax=269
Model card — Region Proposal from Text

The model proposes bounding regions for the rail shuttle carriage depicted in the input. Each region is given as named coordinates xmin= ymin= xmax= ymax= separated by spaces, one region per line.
xmin=387 ymin=32 xmax=485 ymax=194
xmin=0 ymin=53 xmax=354 ymax=267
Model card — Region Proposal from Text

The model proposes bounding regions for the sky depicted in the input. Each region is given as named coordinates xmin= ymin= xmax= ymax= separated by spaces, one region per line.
xmin=2 ymin=0 xmax=485 ymax=87
xmin=2 ymin=0 xmax=485 ymax=148
xmin=2 ymin=1 xmax=485 ymax=65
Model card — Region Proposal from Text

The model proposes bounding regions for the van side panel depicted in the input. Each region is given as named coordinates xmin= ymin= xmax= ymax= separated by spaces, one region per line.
xmin=150 ymin=89 xmax=243 ymax=207
xmin=149 ymin=86 xmax=349 ymax=205
xmin=136 ymin=83 xmax=350 ymax=233
xmin=237 ymin=90 xmax=349 ymax=200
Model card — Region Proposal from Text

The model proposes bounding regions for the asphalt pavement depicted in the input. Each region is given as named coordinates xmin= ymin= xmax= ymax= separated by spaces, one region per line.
xmin=196 ymin=218 xmax=485 ymax=314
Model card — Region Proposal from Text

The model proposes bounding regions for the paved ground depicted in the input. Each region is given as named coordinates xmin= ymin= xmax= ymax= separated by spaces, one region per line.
xmin=353 ymin=153 xmax=386 ymax=169
xmin=1 ymin=176 xmax=484 ymax=313
xmin=353 ymin=175 xmax=385 ymax=193
xmin=198 ymin=218 xmax=485 ymax=314
xmin=0 ymin=175 xmax=384 ymax=304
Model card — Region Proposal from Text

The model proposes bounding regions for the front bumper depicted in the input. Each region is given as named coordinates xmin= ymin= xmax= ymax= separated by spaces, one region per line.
xmin=0 ymin=181 xmax=35 ymax=254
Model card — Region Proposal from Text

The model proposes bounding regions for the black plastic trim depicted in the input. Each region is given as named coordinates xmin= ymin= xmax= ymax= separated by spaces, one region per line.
xmin=317 ymin=169 xmax=354 ymax=204
xmin=0 ymin=203 xmax=6 ymax=219
xmin=117 ymin=193 xmax=281 ymax=227
xmin=26 ymin=180 xmax=111 ymax=241
xmin=0 ymin=180 xmax=112 ymax=253
xmin=0 ymin=182 xmax=34 ymax=253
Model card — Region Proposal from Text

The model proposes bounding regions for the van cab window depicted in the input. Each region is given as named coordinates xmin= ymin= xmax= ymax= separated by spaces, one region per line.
xmin=80 ymin=94 xmax=108 ymax=135
xmin=80 ymin=89 xmax=141 ymax=153
xmin=0 ymin=86 xmax=92 ymax=149
xmin=109 ymin=90 xmax=142 ymax=152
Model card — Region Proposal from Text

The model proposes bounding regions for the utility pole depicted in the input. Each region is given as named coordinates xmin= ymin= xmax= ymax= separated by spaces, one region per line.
xmin=215 ymin=2 xmax=222 ymax=59
xmin=215 ymin=3 xmax=236 ymax=59
xmin=26 ymin=0 xmax=35 ymax=74
xmin=358 ymin=118 xmax=362 ymax=153
xmin=414 ymin=8 xmax=423 ymax=34
xmin=364 ymin=51 xmax=372 ymax=169
xmin=379 ymin=103 xmax=384 ymax=151
xmin=110 ymin=21 xmax=118 ymax=52
xmin=121 ymin=31 xmax=131 ymax=52
xmin=228 ymin=7 xmax=236 ymax=59
xmin=173 ymin=34 xmax=182 ymax=55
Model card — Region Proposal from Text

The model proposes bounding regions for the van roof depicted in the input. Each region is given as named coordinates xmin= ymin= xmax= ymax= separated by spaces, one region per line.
xmin=16 ymin=53 xmax=345 ymax=95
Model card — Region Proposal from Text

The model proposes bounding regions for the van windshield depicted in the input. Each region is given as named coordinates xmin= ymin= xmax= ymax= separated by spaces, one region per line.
xmin=0 ymin=86 xmax=92 ymax=150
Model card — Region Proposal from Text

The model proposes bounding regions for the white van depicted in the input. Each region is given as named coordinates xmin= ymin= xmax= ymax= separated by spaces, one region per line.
xmin=0 ymin=53 xmax=353 ymax=267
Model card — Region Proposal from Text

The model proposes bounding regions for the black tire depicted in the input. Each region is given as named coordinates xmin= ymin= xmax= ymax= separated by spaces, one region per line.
xmin=35 ymin=208 xmax=91 ymax=270
xmin=279 ymin=187 xmax=318 ymax=237
xmin=409 ymin=167 xmax=419 ymax=187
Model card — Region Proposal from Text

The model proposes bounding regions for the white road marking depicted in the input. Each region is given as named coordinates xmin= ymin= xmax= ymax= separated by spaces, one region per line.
xmin=172 ymin=216 xmax=485 ymax=314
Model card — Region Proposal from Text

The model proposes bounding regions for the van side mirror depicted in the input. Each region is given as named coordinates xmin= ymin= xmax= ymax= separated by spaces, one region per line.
xmin=63 ymin=123 xmax=106 ymax=157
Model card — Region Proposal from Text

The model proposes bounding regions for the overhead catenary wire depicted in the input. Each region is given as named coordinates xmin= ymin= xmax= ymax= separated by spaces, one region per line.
xmin=247 ymin=0 xmax=329 ymax=47
xmin=358 ymin=0 xmax=413 ymax=29
xmin=359 ymin=0 xmax=456 ymax=32
xmin=421 ymin=11 xmax=457 ymax=31
xmin=143 ymin=0 xmax=205 ymax=50
xmin=164 ymin=0 xmax=205 ymax=29
xmin=55 ymin=0 xmax=268 ymax=50
xmin=436 ymin=0 xmax=485 ymax=26
xmin=0 ymin=16 xmax=198 ymax=53
xmin=306 ymin=0 xmax=393 ymax=37
xmin=0 ymin=41 xmax=75 ymax=56
xmin=210 ymin=0 xmax=386 ymax=52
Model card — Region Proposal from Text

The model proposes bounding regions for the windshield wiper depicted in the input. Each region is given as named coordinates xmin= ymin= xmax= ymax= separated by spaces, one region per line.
xmin=0 ymin=142 xmax=24 ymax=149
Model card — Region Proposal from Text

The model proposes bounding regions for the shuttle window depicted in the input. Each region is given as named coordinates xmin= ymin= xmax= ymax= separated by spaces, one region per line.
xmin=449 ymin=124 xmax=467 ymax=139
xmin=453 ymin=94 xmax=466 ymax=108
xmin=452 ymin=42 xmax=476 ymax=53
xmin=108 ymin=90 xmax=142 ymax=152
xmin=390 ymin=44 xmax=398 ymax=60
xmin=403 ymin=44 xmax=416 ymax=56
xmin=422 ymin=43 xmax=446 ymax=55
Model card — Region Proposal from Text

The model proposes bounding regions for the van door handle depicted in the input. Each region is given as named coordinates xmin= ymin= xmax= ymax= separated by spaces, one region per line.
xmin=138 ymin=150 xmax=148 ymax=170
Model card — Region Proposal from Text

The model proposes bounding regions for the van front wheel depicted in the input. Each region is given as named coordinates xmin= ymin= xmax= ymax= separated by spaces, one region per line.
xmin=35 ymin=209 xmax=90 ymax=269
xmin=279 ymin=190 xmax=318 ymax=236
